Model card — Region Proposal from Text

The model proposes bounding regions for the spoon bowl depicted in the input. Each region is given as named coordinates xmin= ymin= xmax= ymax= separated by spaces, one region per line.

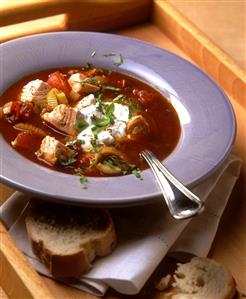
xmin=141 ymin=150 xmax=204 ymax=219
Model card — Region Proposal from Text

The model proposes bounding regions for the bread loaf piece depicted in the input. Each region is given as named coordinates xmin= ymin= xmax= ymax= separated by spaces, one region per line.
xmin=25 ymin=199 xmax=116 ymax=278
xmin=156 ymin=257 xmax=236 ymax=299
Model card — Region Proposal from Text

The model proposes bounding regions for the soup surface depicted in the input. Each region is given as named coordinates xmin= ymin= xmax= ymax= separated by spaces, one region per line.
xmin=0 ymin=66 xmax=181 ymax=178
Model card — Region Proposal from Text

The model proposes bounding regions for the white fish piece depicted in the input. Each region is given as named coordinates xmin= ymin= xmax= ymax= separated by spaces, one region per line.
xmin=21 ymin=79 xmax=51 ymax=103
xmin=68 ymin=73 xmax=85 ymax=93
xmin=36 ymin=136 xmax=75 ymax=166
xmin=68 ymin=73 xmax=100 ymax=94
xmin=42 ymin=104 xmax=80 ymax=136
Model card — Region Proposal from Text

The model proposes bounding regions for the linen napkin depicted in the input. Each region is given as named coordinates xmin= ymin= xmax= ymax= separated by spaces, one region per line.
xmin=0 ymin=154 xmax=242 ymax=296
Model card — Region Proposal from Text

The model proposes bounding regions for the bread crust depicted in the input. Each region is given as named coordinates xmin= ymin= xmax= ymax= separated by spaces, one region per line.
xmin=156 ymin=257 xmax=237 ymax=299
xmin=25 ymin=201 xmax=117 ymax=278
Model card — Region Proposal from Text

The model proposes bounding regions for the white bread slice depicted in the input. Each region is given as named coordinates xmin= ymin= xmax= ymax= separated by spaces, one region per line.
xmin=25 ymin=200 xmax=116 ymax=278
xmin=157 ymin=257 xmax=236 ymax=299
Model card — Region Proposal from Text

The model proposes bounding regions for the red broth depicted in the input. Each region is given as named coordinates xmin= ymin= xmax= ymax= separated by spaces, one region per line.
xmin=0 ymin=67 xmax=181 ymax=177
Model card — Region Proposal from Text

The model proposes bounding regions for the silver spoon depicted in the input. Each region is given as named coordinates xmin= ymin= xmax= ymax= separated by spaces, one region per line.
xmin=140 ymin=150 xmax=204 ymax=219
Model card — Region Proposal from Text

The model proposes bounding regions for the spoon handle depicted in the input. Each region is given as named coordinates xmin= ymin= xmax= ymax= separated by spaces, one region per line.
xmin=141 ymin=150 xmax=204 ymax=219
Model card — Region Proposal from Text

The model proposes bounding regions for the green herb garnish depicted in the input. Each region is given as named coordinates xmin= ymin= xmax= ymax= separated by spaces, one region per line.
xmin=103 ymin=52 xmax=124 ymax=66
xmin=113 ymin=53 xmax=123 ymax=66
xmin=95 ymin=93 xmax=104 ymax=111
xmin=74 ymin=172 xmax=88 ymax=188
xmin=58 ymin=153 xmax=77 ymax=166
xmin=103 ymin=52 xmax=117 ymax=57
xmin=132 ymin=168 xmax=143 ymax=180
xmin=91 ymin=51 xmax=96 ymax=57
xmin=102 ymin=85 xmax=120 ymax=91
xmin=112 ymin=94 xmax=126 ymax=103
xmin=95 ymin=116 xmax=110 ymax=127
xmin=105 ymin=103 xmax=115 ymax=117
xmin=91 ymin=125 xmax=103 ymax=137
xmin=75 ymin=117 xmax=89 ymax=132
xmin=84 ymin=62 xmax=94 ymax=70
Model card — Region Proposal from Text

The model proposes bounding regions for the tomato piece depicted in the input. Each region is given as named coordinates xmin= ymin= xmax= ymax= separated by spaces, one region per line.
xmin=78 ymin=152 xmax=99 ymax=175
xmin=12 ymin=132 xmax=41 ymax=150
xmin=47 ymin=71 xmax=70 ymax=95
xmin=80 ymin=156 xmax=92 ymax=168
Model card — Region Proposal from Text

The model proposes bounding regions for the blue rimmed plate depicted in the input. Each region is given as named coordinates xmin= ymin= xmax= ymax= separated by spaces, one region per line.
xmin=0 ymin=32 xmax=236 ymax=207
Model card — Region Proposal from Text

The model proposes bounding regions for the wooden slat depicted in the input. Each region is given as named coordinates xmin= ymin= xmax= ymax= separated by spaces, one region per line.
xmin=0 ymin=0 xmax=152 ymax=31
xmin=0 ymin=14 xmax=67 ymax=43
xmin=152 ymin=0 xmax=246 ymax=108
xmin=0 ymin=223 xmax=55 ymax=299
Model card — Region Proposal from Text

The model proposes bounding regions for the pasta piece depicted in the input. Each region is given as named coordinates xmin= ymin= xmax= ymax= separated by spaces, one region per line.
xmin=98 ymin=146 xmax=125 ymax=160
xmin=14 ymin=123 xmax=46 ymax=137
xmin=96 ymin=162 xmax=121 ymax=175
xmin=46 ymin=89 xmax=58 ymax=109
xmin=56 ymin=90 xmax=68 ymax=105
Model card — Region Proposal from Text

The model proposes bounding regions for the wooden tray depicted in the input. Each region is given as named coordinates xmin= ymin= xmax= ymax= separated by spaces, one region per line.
xmin=1 ymin=1 xmax=245 ymax=298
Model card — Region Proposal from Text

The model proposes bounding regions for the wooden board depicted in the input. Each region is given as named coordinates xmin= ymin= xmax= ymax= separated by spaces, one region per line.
xmin=1 ymin=0 xmax=245 ymax=298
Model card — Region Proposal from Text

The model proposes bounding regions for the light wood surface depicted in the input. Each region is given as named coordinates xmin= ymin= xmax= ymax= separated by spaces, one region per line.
xmin=0 ymin=223 xmax=54 ymax=299
xmin=169 ymin=0 xmax=246 ymax=70
xmin=0 ymin=0 xmax=245 ymax=298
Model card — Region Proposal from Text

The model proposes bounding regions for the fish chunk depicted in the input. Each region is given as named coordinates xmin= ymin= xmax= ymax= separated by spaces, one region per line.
xmin=36 ymin=136 xmax=75 ymax=166
xmin=126 ymin=115 xmax=150 ymax=138
xmin=42 ymin=104 xmax=80 ymax=136
xmin=21 ymin=79 xmax=51 ymax=104
xmin=68 ymin=73 xmax=100 ymax=94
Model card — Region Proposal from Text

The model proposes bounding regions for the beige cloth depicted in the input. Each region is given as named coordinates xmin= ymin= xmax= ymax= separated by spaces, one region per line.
xmin=0 ymin=154 xmax=242 ymax=296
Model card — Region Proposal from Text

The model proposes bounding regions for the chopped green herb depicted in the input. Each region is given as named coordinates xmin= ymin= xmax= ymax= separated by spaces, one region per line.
xmin=95 ymin=116 xmax=110 ymax=127
xmin=75 ymin=77 xmax=100 ymax=86
xmin=95 ymin=93 xmax=104 ymax=111
xmin=103 ymin=52 xmax=117 ymax=57
xmin=79 ymin=175 xmax=88 ymax=183
xmin=91 ymin=51 xmax=96 ymax=57
xmin=102 ymin=85 xmax=120 ymax=91
xmin=65 ymin=139 xmax=85 ymax=147
xmin=103 ymin=52 xmax=124 ymax=66
xmin=105 ymin=103 xmax=115 ymax=117
xmin=92 ymin=142 xmax=101 ymax=153
xmin=58 ymin=153 xmax=77 ymax=166
xmin=75 ymin=117 xmax=89 ymax=132
xmin=74 ymin=172 xmax=88 ymax=185
xmin=132 ymin=168 xmax=143 ymax=180
xmin=84 ymin=62 xmax=94 ymax=70
xmin=112 ymin=94 xmax=126 ymax=103
xmin=113 ymin=53 xmax=123 ymax=66
xmin=91 ymin=125 xmax=103 ymax=137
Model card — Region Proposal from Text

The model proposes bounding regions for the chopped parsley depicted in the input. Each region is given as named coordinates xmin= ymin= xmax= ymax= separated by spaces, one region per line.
xmin=112 ymin=94 xmax=126 ymax=103
xmin=75 ymin=117 xmax=89 ymax=132
xmin=74 ymin=172 xmax=88 ymax=188
xmin=91 ymin=125 xmax=103 ymax=137
xmin=58 ymin=153 xmax=77 ymax=166
xmin=95 ymin=116 xmax=110 ymax=127
xmin=84 ymin=62 xmax=94 ymax=70
xmin=132 ymin=168 xmax=143 ymax=180
xmin=76 ymin=77 xmax=100 ymax=86
xmin=103 ymin=52 xmax=124 ymax=66
xmin=102 ymin=85 xmax=120 ymax=91
xmin=105 ymin=103 xmax=115 ymax=117
xmin=113 ymin=53 xmax=123 ymax=66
